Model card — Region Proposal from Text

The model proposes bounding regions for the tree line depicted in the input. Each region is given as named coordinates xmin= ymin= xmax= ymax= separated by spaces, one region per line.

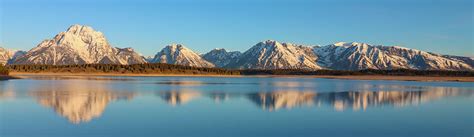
xmin=0 ymin=64 xmax=8 ymax=75
xmin=5 ymin=63 xmax=474 ymax=76
xmin=6 ymin=63 xmax=241 ymax=75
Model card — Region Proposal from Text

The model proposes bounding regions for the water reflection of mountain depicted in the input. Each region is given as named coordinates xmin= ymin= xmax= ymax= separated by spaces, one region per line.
xmin=249 ymin=90 xmax=471 ymax=111
xmin=156 ymin=89 xmax=471 ymax=111
xmin=0 ymin=84 xmax=16 ymax=100
xmin=159 ymin=90 xmax=201 ymax=106
xmin=31 ymin=90 xmax=134 ymax=124
xmin=210 ymin=92 xmax=230 ymax=103
xmin=248 ymin=91 xmax=316 ymax=111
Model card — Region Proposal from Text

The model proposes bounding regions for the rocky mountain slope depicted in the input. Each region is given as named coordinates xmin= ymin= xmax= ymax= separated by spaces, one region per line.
xmin=150 ymin=44 xmax=215 ymax=68
xmin=0 ymin=47 xmax=26 ymax=65
xmin=12 ymin=25 xmax=146 ymax=65
xmin=225 ymin=40 xmax=323 ymax=70
xmin=202 ymin=48 xmax=241 ymax=68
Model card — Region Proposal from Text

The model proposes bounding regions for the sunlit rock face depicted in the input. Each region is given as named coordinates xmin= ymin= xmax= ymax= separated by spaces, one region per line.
xmin=32 ymin=90 xmax=134 ymax=124
xmin=159 ymin=90 xmax=201 ymax=106
xmin=13 ymin=24 xmax=146 ymax=65
xmin=248 ymin=91 xmax=316 ymax=111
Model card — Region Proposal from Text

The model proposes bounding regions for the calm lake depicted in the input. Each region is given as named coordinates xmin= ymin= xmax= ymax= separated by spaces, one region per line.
xmin=1 ymin=76 xmax=473 ymax=137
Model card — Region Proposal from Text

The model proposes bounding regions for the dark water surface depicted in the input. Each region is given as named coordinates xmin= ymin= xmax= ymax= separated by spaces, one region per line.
xmin=1 ymin=76 xmax=473 ymax=137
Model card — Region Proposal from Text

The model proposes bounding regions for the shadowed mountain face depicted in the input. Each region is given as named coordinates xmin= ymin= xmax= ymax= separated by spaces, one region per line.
xmin=202 ymin=48 xmax=242 ymax=68
xmin=0 ymin=47 xmax=26 ymax=65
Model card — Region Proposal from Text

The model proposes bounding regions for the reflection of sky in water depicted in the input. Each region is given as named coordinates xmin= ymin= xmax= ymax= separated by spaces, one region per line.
xmin=0 ymin=76 xmax=473 ymax=137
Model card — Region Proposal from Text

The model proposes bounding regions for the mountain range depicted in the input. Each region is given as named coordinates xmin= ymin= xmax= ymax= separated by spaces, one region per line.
xmin=1 ymin=24 xmax=473 ymax=71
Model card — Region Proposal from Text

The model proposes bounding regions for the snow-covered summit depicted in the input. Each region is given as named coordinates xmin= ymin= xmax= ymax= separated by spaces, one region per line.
xmin=12 ymin=24 xmax=146 ymax=65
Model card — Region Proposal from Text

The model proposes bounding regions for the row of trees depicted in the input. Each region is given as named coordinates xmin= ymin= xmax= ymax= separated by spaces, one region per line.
xmin=7 ymin=63 xmax=241 ymax=75
xmin=5 ymin=63 xmax=474 ymax=76
xmin=0 ymin=64 xmax=8 ymax=75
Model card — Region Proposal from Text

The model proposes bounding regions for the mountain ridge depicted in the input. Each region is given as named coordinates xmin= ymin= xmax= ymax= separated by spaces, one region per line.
xmin=2 ymin=24 xmax=472 ymax=71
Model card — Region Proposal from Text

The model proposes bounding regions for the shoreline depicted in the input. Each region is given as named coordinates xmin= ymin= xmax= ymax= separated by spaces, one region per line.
xmin=9 ymin=72 xmax=474 ymax=82
xmin=0 ymin=75 xmax=21 ymax=80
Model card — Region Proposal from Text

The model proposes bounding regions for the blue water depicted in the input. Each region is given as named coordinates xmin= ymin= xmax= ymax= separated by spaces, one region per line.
xmin=1 ymin=76 xmax=473 ymax=137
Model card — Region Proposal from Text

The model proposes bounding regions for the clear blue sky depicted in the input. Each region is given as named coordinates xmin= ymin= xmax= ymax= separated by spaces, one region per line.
xmin=1 ymin=0 xmax=473 ymax=56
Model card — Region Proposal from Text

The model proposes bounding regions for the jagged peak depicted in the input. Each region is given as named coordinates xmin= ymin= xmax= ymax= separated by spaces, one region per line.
xmin=165 ymin=43 xmax=187 ymax=49
xmin=212 ymin=48 xmax=227 ymax=52
xmin=257 ymin=40 xmax=282 ymax=46
xmin=264 ymin=39 xmax=278 ymax=43
xmin=0 ymin=47 xmax=25 ymax=53
xmin=333 ymin=42 xmax=355 ymax=46
xmin=392 ymin=45 xmax=414 ymax=50
xmin=116 ymin=47 xmax=134 ymax=52
xmin=253 ymin=40 xmax=280 ymax=48
xmin=66 ymin=24 xmax=97 ymax=34
xmin=333 ymin=42 xmax=347 ymax=46
xmin=331 ymin=42 xmax=373 ymax=48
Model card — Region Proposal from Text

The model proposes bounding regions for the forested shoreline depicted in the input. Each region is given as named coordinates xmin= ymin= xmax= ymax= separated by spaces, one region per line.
xmin=0 ymin=65 xmax=9 ymax=75
xmin=5 ymin=63 xmax=474 ymax=77
xmin=6 ymin=63 xmax=240 ymax=75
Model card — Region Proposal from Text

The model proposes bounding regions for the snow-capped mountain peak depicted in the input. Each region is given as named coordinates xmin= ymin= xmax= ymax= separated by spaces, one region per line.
xmin=13 ymin=24 xmax=145 ymax=65
xmin=150 ymin=44 xmax=215 ymax=68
